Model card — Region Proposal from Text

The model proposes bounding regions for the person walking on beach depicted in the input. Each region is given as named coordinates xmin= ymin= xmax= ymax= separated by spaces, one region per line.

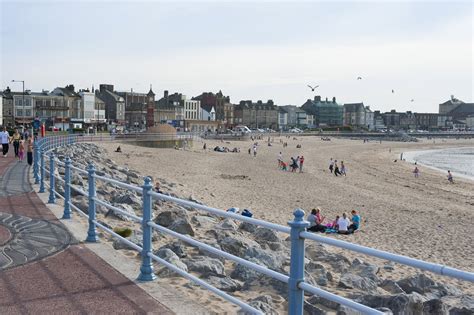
xmin=253 ymin=144 xmax=257 ymax=157
xmin=413 ymin=166 xmax=420 ymax=178
xmin=447 ymin=170 xmax=454 ymax=183
xmin=1 ymin=127 xmax=11 ymax=158
xmin=278 ymin=152 xmax=283 ymax=167
xmin=340 ymin=161 xmax=346 ymax=176
xmin=329 ymin=158 xmax=334 ymax=173
xmin=299 ymin=156 xmax=304 ymax=173
xmin=334 ymin=161 xmax=342 ymax=176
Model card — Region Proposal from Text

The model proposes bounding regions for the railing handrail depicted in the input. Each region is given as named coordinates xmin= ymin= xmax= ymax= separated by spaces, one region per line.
xmin=33 ymin=134 xmax=474 ymax=315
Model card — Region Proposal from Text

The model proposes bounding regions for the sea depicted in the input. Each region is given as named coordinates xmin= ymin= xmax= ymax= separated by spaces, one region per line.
xmin=404 ymin=147 xmax=474 ymax=182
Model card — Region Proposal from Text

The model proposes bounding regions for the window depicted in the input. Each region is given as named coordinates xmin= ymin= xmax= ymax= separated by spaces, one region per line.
xmin=16 ymin=99 xmax=22 ymax=106
xmin=16 ymin=109 xmax=23 ymax=116
xmin=25 ymin=109 xmax=31 ymax=116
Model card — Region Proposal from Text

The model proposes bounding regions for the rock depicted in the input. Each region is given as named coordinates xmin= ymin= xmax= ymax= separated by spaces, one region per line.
xmin=160 ymin=241 xmax=187 ymax=258
xmin=379 ymin=280 xmax=405 ymax=294
xmin=105 ymin=204 xmax=137 ymax=221
xmin=354 ymin=292 xmax=427 ymax=315
xmin=188 ymin=195 xmax=202 ymax=204
xmin=243 ymin=246 xmax=283 ymax=271
xmin=183 ymin=256 xmax=225 ymax=277
xmin=215 ymin=218 xmax=239 ymax=231
xmin=397 ymin=274 xmax=436 ymax=295
xmin=154 ymin=248 xmax=187 ymax=276
xmin=168 ymin=218 xmax=195 ymax=236
xmin=230 ymin=258 xmax=263 ymax=282
xmin=110 ymin=193 xmax=141 ymax=208
xmin=72 ymin=195 xmax=89 ymax=214
xmin=339 ymin=273 xmax=378 ymax=293
xmin=206 ymin=276 xmax=242 ymax=292
xmin=310 ymin=267 xmax=329 ymax=286
xmin=383 ymin=261 xmax=395 ymax=271
xmin=305 ymin=243 xmax=351 ymax=273
xmin=422 ymin=299 xmax=448 ymax=315
xmin=219 ymin=235 xmax=260 ymax=257
xmin=113 ymin=232 xmax=142 ymax=250
xmin=239 ymin=221 xmax=258 ymax=233
xmin=71 ymin=174 xmax=85 ymax=186
xmin=154 ymin=208 xmax=188 ymax=227
xmin=191 ymin=215 xmax=217 ymax=227
xmin=254 ymin=227 xmax=280 ymax=243
xmin=239 ymin=295 xmax=278 ymax=315
xmin=441 ymin=295 xmax=474 ymax=314
xmin=307 ymin=295 xmax=340 ymax=310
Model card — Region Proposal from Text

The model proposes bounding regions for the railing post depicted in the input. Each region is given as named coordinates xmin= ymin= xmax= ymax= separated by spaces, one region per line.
xmin=62 ymin=157 xmax=72 ymax=219
xmin=138 ymin=177 xmax=156 ymax=281
xmin=39 ymin=149 xmax=46 ymax=193
xmin=287 ymin=208 xmax=309 ymax=315
xmin=33 ymin=141 xmax=39 ymax=184
xmin=48 ymin=152 xmax=56 ymax=203
xmin=86 ymin=163 xmax=99 ymax=242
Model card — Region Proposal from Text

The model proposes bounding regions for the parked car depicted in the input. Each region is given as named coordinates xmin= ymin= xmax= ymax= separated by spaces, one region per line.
xmin=289 ymin=128 xmax=303 ymax=133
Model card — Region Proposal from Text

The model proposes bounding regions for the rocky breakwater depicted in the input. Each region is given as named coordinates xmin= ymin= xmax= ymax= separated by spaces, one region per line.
xmin=51 ymin=143 xmax=473 ymax=314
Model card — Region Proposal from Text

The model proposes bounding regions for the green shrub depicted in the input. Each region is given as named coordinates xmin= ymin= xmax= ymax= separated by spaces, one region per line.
xmin=113 ymin=227 xmax=133 ymax=238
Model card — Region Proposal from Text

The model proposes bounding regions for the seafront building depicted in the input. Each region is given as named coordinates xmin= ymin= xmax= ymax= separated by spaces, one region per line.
xmin=234 ymin=100 xmax=278 ymax=130
xmin=301 ymin=96 xmax=344 ymax=127
xmin=193 ymin=91 xmax=234 ymax=129
xmin=343 ymin=103 xmax=375 ymax=130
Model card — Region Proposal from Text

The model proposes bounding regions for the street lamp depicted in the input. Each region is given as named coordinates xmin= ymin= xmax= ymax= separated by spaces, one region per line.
xmin=11 ymin=80 xmax=25 ymax=129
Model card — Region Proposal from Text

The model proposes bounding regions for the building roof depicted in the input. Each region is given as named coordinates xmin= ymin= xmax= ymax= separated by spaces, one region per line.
xmin=104 ymin=89 xmax=124 ymax=102
xmin=447 ymin=103 xmax=474 ymax=115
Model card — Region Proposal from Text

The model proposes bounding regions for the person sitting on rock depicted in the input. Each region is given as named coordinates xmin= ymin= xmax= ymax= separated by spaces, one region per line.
xmin=154 ymin=182 xmax=163 ymax=194
xmin=115 ymin=146 xmax=122 ymax=152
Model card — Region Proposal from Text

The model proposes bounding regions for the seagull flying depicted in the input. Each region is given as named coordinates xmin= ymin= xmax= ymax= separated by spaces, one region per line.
xmin=307 ymin=85 xmax=319 ymax=92
xmin=392 ymin=89 xmax=395 ymax=93
xmin=410 ymin=99 xmax=414 ymax=102
xmin=357 ymin=77 xmax=362 ymax=80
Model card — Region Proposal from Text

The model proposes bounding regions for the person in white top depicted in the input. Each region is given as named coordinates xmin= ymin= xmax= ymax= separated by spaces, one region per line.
xmin=1 ymin=127 xmax=11 ymax=158
xmin=337 ymin=213 xmax=351 ymax=234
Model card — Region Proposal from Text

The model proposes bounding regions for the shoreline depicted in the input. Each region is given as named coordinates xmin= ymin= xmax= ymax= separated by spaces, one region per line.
xmin=403 ymin=146 xmax=474 ymax=182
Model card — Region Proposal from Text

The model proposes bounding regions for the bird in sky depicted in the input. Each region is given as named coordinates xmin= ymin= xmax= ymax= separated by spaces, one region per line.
xmin=357 ymin=76 xmax=362 ymax=80
xmin=410 ymin=99 xmax=414 ymax=102
xmin=392 ymin=89 xmax=395 ymax=93
xmin=307 ymin=85 xmax=319 ymax=91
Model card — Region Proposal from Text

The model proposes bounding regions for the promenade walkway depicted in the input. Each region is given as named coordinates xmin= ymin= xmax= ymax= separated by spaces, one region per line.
xmin=0 ymin=156 xmax=173 ymax=314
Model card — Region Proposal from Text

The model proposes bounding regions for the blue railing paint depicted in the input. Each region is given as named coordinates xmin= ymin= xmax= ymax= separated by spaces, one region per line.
xmin=33 ymin=142 xmax=39 ymax=184
xmin=86 ymin=163 xmax=98 ymax=243
xmin=48 ymin=152 xmax=56 ymax=204
xmin=62 ymin=157 xmax=72 ymax=219
xmin=288 ymin=209 xmax=309 ymax=315
xmin=39 ymin=148 xmax=45 ymax=193
xmin=32 ymin=134 xmax=474 ymax=315
xmin=138 ymin=177 xmax=156 ymax=281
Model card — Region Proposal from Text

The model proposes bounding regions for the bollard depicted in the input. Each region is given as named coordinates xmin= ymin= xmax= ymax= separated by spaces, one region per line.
xmin=39 ymin=149 xmax=46 ymax=193
xmin=138 ymin=177 xmax=156 ymax=281
xmin=62 ymin=157 xmax=72 ymax=219
xmin=33 ymin=142 xmax=39 ymax=184
xmin=86 ymin=163 xmax=99 ymax=242
xmin=48 ymin=152 xmax=56 ymax=204
xmin=287 ymin=208 xmax=309 ymax=315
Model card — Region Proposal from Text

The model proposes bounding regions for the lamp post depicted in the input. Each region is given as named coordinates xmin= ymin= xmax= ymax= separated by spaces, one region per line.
xmin=12 ymin=80 xmax=25 ymax=129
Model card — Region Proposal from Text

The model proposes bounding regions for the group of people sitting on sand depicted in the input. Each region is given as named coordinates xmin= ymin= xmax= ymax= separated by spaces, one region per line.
xmin=307 ymin=208 xmax=360 ymax=234
xmin=278 ymin=152 xmax=304 ymax=173
xmin=214 ymin=146 xmax=240 ymax=153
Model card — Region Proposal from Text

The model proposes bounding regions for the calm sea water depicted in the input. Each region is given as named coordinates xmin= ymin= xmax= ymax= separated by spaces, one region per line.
xmin=404 ymin=147 xmax=474 ymax=181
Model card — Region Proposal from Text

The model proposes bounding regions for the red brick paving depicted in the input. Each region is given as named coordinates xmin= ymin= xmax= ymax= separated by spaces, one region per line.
xmin=0 ymin=157 xmax=174 ymax=314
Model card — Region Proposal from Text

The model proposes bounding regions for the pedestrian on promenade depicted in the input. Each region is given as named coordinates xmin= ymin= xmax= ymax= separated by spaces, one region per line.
xmin=12 ymin=129 xmax=21 ymax=158
xmin=1 ymin=127 xmax=10 ymax=158
xmin=26 ymin=136 xmax=34 ymax=165
xmin=18 ymin=140 xmax=25 ymax=162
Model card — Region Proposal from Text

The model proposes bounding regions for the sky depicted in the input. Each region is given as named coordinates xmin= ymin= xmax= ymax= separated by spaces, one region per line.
xmin=1 ymin=0 xmax=473 ymax=113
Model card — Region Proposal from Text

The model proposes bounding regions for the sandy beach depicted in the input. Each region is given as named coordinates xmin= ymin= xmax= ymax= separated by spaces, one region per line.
xmin=98 ymin=136 xmax=474 ymax=312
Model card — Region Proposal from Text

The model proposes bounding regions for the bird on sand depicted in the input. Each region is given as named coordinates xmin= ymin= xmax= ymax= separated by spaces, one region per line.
xmin=307 ymin=85 xmax=319 ymax=91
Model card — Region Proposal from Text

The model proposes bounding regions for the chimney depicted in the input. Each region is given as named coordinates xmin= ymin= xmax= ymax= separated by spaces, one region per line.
xmin=164 ymin=90 xmax=169 ymax=98
xmin=314 ymin=95 xmax=321 ymax=102
xmin=325 ymin=97 xmax=328 ymax=102
xmin=332 ymin=97 xmax=336 ymax=103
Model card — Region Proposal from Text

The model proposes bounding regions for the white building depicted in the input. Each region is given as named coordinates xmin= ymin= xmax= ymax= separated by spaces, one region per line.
xmin=201 ymin=106 xmax=216 ymax=121
xmin=184 ymin=99 xmax=201 ymax=120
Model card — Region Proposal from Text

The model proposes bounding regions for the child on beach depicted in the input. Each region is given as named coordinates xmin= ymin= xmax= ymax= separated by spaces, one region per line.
xmin=299 ymin=156 xmax=304 ymax=173
xmin=334 ymin=161 xmax=342 ymax=176
xmin=413 ymin=167 xmax=420 ymax=178
xmin=329 ymin=158 xmax=334 ymax=173
xmin=18 ymin=140 xmax=25 ymax=162
xmin=447 ymin=170 xmax=454 ymax=183
xmin=340 ymin=161 xmax=346 ymax=176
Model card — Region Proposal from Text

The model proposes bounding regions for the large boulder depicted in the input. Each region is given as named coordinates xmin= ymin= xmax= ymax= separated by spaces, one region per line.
xmin=238 ymin=295 xmax=278 ymax=315
xmin=105 ymin=204 xmax=137 ymax=221
xmin=397 ymin=274 xmax=436 ymax=295
xmin=110 ymin=192 xmax=141 ymax=208
xmin=239 ymin=221 xmax=258 ymax=233
xmin=219 ymin=235 xmax=260 ymax=257
xmin=168 ymin=218 xmax=195 ymax=236
xmin=160 ymin=241 xmax=187 ymax=258
xmin=215 ymin=218 xmax=239 ymax=231
xmin=354 ymin=292 xmax=427 ymax=315
xmin=154 ymin=248 xmax=187 ymax=276
xmin=338 ymin=259 xmax=380 ymax=293
xmin=206 ymin=276 xmax=242 ymax=292
xmin=183 ymin=256 xmax=226 ymax=277
xmin=243 ymin=246 xmax=284 ymax=271
xmin=154 ymin=208 xmax=188 ymax=227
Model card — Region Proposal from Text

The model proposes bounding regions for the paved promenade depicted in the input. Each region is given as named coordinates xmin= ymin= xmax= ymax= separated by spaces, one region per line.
xmin=0 ymin=156 xmax=173 ymax=314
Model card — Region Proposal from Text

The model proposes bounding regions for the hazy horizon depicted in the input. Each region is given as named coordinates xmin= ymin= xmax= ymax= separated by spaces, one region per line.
xmin=1 ymin=0 xmax=473 ymax=112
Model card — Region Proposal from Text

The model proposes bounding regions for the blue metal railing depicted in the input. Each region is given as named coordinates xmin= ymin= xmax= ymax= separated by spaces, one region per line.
xmin=33 ymin=135 xmax=474 ymax=315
